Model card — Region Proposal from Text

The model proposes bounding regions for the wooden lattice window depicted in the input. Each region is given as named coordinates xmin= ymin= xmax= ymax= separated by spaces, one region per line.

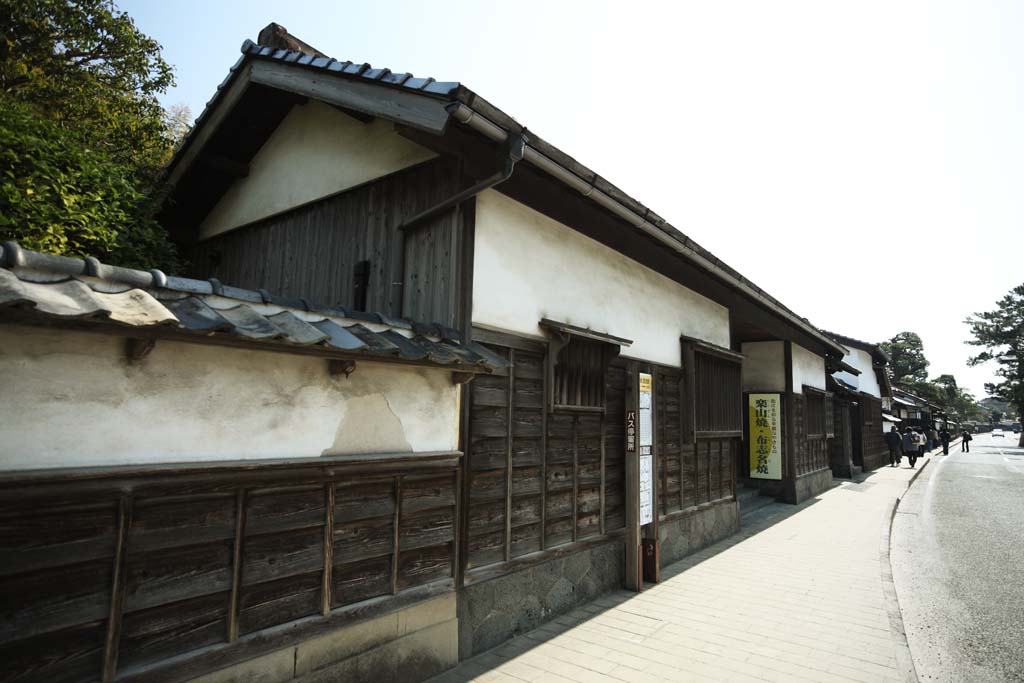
xmin=681 ymin=339 xmax=744 ymax=441
xmin=694 ymin=351 xmax=742 ymax=434
xmin=551 ymin=337 xmax=610 ymax=411
xmin=804 ymin=386 xmax=832 ymax=438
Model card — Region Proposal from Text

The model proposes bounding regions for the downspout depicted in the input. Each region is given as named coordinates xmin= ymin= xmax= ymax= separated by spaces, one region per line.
xmin=446 ymin=102 xmax=845 ymax=358
xmin=396 ymin=132 xmax=525 ymax=317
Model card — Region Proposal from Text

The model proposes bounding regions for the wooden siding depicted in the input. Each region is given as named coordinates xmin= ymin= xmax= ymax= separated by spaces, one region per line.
xmin=792 ymin=394 xmax=831 ymax=476
xmin=187 ymin=157 xmax=467 ymax=327
xmin=464 ymin=333 xmax=738 ymax=582
xmin=859 ymin=394 xmax=888 ymax=472
xmin=693 ymin=351 xmax=743 ymax=435
xmin=0 ymin=455 xmax=457 ymax=682
xmin=464 ymin=338 xmax=627 ymax=576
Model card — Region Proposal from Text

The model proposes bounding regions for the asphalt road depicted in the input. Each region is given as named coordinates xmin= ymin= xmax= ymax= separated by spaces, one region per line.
xmin=891 ymin=433 xmax=1024 ymax=682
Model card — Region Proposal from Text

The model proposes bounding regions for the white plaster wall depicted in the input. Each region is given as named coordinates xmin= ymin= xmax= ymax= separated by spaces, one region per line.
xmin=741 ymin=341 xmax=785 ymax=392
xmin=833 ymin=347 xmax=881 ymax=398
xmin=792 ymin=343 xmax=826 ymax=394
xmin=199 ymin=100 xmax=436 ymax=239
xmin=472 ymin=190 xmax=729 ymax=367
xmin=0 ymin=325 xmax=459 ymax=470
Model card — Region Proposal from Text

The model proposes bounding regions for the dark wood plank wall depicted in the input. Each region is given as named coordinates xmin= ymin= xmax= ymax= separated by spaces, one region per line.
xmin=187 ymin=157 xmax=466 ymax=327
xmin=464 ymin=334 xmax=740 ymax=580
xmin=660 ymin=349 xmax=741 ymax=518
xmin=859 ymin=395 xmax=887 ymax=471
xmin=792 ymin=394 xmax=832 ymax=476
xmin=0 ymin=456 xmax=457 ymax=682
xmin=694 ymin=354 xmax=743 ymax=435
xmin=831 ymin=400 xmax=854 ymax=471
xmin=465 ymin=340 xmax=627 ymax=575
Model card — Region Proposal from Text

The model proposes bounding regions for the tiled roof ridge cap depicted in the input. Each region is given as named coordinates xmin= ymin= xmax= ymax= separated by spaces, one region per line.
xmin=237 ymin=38 xmax=461 ymax=95
xmin=0 ymin=241 xmax=456 ymax=337
xmin=820 ymin=329 xmax=883 ymax=350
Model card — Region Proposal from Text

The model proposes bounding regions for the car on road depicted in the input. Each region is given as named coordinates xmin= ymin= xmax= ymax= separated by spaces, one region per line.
xmin=992 ymin=428 xmax=1004 ymax=438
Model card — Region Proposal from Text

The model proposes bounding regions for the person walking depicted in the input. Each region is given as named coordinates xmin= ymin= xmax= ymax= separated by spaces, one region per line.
xmin=885 ymin=426 xmax=903 ymax=467
xmin=926 ymin=426 xmax=938 ymax=452
xmin=961 ymin=429 xmax=972 ymax=452
xmin=902 ymin=428 xmax=919 ymax=468
xmin=917 ymin=428 xmax=927 ymax=464
xmin=939 ymin=427 xmax=951 ymax=455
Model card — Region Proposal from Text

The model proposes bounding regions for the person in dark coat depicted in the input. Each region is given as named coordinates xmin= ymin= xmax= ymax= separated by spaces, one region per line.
xmin=885 ymin=426 xmax=903 ymax=466
xmin=961 ymin=429 xmax=972 ymax=452
xmin=939 ymin=427 xmax=951 ymax=455
xmin=902 ymin=428 xmax=919 ymax=468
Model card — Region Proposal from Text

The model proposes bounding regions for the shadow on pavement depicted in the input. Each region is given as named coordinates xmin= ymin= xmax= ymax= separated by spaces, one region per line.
xmin=431 ymin=493 xmax=832 ymax=682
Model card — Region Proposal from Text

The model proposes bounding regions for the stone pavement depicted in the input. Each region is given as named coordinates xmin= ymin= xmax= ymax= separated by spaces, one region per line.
xmin=431 ymin=454 xmax=935 ymax=683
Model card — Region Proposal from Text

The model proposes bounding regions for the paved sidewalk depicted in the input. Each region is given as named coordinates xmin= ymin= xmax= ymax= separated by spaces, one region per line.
xmin=432 ymin=455 xmax=933 ymax=683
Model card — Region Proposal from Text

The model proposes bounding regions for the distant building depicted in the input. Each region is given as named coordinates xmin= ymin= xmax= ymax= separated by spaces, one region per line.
xmin=822 ymin=331 xmax=893 ymax=475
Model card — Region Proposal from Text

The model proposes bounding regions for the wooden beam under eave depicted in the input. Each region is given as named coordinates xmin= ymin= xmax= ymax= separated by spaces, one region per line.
xmin=164 ymin=63 xmax=254 ymax=191
xmin=249 ymin=60 xmax=451 ymax=135
xmin=198 ymin=154 xmax=250 ymax=178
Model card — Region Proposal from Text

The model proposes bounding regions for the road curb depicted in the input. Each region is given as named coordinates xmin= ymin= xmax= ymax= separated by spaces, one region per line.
xmin=905 ymin=455 xmax=931 ymax=488
xmin=881 ymin=463 xmax=929 ymax=683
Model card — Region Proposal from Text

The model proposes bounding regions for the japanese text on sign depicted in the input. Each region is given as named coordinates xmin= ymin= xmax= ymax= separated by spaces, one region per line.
xmin=748 ymin=393 xmax=781 ymax=480
xmin=638 ymin=373 xmax=653 ymax=450
xmin=639 ymin=453 xmax=653 ymax=525
xmin=626 ymin=410 xmax=636 ymax=452
xmin=638 ymin=373 xmax=654 ymax=525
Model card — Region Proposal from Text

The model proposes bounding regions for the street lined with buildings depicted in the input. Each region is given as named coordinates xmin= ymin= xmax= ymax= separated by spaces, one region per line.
xmin=0 ymin=19 xmax=1012 ymax=683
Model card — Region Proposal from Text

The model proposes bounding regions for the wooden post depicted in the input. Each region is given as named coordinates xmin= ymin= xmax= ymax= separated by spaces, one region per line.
xmin=505 ymin=348 xmax=515 ymax=561
xmin=682 ymin=343 xmax=697 ymax=445
xmin=571 ymin=415 xmax=579 ymax=543
xmin=456 ymin=368 xmax=472 ymax=588
xmin=680 ymin=373 xmax=686 ymax=511
xmin=540 ymin=349 xmax=549 ymax=551
xmin=227 ymin=489 xmax=247 ymax=642
xmin=624 ymin=362 xmax=641 ymax=592
xmin=784 ymin=341 xmax=796 ymax=502
xmin=599 ymin=412 xmax=606 ymax=536
xmin=102 ymin=495 xmax=132 ymax=682
xmin=391 ymin=476 xmax=403 ymax=594
xmin=321 ymin=483 xmax=335 ymax=616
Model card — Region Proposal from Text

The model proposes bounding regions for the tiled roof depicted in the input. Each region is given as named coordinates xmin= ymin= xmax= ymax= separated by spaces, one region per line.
xmin=821 ymin=329 xmax=890 ymax=363
xmin=241 ymin=39 xmax=462 ymax=96
xmin=163 ymin=27 xmax=845 ymax=358
xmin=0 ymin=242 xmax=506 ymax=372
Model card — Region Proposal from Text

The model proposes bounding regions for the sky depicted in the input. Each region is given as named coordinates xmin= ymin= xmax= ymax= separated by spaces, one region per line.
xmin=122 ymin=0 xmax=1023 ymax=398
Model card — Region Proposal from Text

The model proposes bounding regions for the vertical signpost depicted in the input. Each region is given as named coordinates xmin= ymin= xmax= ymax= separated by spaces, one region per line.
xmin=749 ymin=393 xmax=782 ymax=480
xmin=625 ymin=367 xmax=658 ymax=591
xmin=638 ymin=373 xmax=654 ymax=526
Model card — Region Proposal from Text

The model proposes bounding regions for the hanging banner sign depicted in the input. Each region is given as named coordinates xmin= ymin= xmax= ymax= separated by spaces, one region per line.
xmin=749 ymin=393 xmax=782 ymax=480
xmin=639 ymin=373 xmax=654 ymax=525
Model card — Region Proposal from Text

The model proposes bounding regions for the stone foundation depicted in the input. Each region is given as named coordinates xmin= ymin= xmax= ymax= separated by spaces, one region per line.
xmin=190 ymin=593 xmax=458 ymax=683
xmin=786 ymin=468 xmax=834 ymax=504
xmin=658 ymin=499 xmax=740 ymax=567
xmin=457 ymin=539 xmax=625 ymax=659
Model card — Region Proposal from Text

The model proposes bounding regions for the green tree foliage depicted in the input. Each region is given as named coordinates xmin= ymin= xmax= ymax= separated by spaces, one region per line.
xmin=881 ymin=332 xmax=930 ymax=386
xmin=0 ymin=0 xmax=180 ymax=269
xmin=930 ymin=374 xmax=984 ymax=422
xmin=967 ymin=283 xmax=1024 ymax=444
xmin=0 ymin=98 xmax=176 ymax=267
xmin=0 ymin=0 xmax=174 ymax=171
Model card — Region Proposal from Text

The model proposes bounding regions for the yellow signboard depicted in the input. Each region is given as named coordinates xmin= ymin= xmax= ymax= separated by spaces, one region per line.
xmin=749 ymin=393 xmax=782 ymax=480
xmin=639 ymin=374 xmax=652 ymax=393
